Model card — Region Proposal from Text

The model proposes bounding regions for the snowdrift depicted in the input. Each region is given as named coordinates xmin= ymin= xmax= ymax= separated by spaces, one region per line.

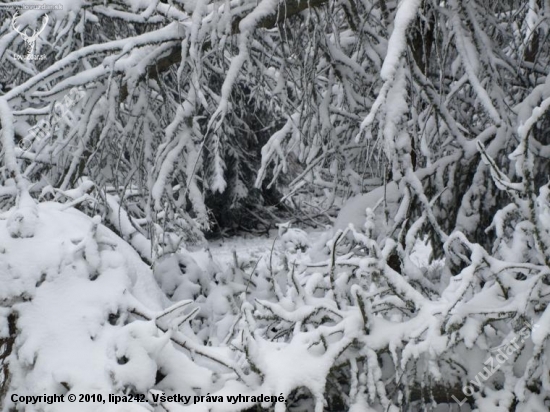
xmin=333 ymin=182 xmax=401 ymax=237
xmin=0 ymin=203 xmax=169 ymax=411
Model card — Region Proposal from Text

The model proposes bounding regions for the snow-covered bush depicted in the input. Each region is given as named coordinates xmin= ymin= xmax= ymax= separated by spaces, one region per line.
xmin=2 ymin=0 xmax=550 ymax=411
xmin=0 ymin=203 xmax=166 ymax=409
xmin=2 ymin=195 xmax=550 ymax=412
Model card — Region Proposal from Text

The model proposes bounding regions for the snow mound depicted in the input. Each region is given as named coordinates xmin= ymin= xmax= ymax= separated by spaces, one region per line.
xmin=277 ymin=222 xmax=310 ymax=253
xmin=332 ymin=182 xmax=401 ymax=237
xmin=0 ymin=202 xmax=167 ymax=411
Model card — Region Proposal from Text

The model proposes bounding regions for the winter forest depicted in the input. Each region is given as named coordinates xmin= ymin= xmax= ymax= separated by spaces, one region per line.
xmin=1 ymin=0 xmax=550 ymax=411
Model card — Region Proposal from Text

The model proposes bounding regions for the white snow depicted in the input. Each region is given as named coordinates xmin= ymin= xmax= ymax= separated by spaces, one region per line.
xmin=332 ymin=181 xmax=400 ymax=239
xmin=380 ymin=0 xmax=422 ymax=81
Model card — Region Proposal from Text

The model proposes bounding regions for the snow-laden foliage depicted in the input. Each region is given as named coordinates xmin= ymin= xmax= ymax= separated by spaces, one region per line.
xmin=0 ymin=203 xmax=169 ymax=410
xmin=0 ymin=0 xmax=547 ymax=243
xmin=2 ymin=0 xmax=550 ymax=411
xmin=2 ymin=199 xmax=550 ymax=412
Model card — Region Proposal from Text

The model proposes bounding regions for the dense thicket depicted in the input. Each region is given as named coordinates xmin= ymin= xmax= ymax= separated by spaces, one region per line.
xmin=2 ymin=0 xmax=550 ymax=411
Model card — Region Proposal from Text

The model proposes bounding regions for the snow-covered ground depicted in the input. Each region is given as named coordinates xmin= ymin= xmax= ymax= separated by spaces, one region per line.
xmin=192 ymin=227 xmax=434 ymax=275
xmin=190 ymin=228 xmax=327 ymax=272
